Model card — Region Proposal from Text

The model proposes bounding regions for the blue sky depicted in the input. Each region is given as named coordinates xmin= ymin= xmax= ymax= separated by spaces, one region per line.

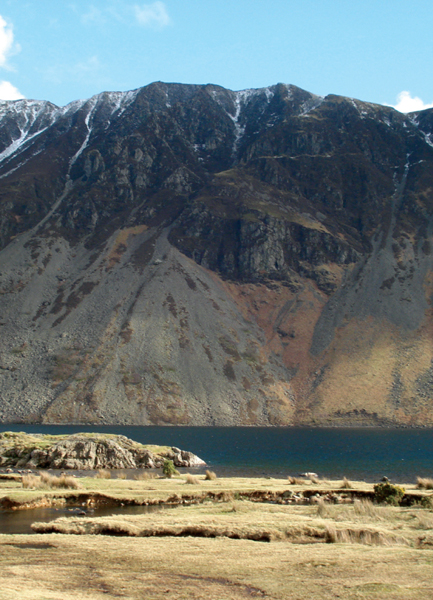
xmin=0 ymin=0 xmax=432 ymax=112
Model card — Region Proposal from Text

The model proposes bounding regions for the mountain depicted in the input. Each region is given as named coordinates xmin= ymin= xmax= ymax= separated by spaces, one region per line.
xmin=0 ymin=81 xmax=433 ymax=426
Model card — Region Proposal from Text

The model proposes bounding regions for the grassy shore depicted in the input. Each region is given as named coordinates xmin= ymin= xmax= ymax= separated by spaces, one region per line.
xmin=1 ymin=473 xmax=433 ymax=599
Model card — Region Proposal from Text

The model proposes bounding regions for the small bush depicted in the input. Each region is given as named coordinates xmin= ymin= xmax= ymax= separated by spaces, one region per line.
xmin=416 ymin=477 xmax=433 ymax=490
xmin=185 ymin=474 xmax=200 ymax=485
xmin=205 ymin=470 xmax=217 ymax=480
xmin=373 ymin=482 xmax=405 ymax=506
xmin=96 ymin=469 xmax=111 ymax=479
xmin=162 ymin=459 xmax=179 ymax=478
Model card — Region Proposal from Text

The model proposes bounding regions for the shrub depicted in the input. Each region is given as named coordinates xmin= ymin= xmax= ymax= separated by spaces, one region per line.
xmin=205 ymin=470 xmax=217 ymax=480
xmin=162 ymin=459 xmax=179 ymax=478
xmin=373 ymin=482 xmax=405 ymax=506
xmin=417 ymin=496 xmax=433 ymax=510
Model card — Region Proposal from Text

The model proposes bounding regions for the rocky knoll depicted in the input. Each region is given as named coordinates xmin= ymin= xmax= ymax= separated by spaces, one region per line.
xmin=0 ymin=82 xmax=433 ymax=426
xmin=0 ymin=432 xmax=205 ymax=470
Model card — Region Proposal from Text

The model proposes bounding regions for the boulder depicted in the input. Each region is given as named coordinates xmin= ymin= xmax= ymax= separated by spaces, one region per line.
xmin=171 ymin=447 xmax=206 ymax=467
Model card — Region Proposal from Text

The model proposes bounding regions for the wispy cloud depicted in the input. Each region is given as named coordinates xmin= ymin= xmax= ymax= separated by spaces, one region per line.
xmin=134 ymin=2 xmax=170 ymax=28
xmin=43 ymin=55 xmax=102 ymax=85
xmin=77 ymin=2 xmax=171 ymax=29
xmin=81 ymin=6 xmax=105 ymax=26
xmin=390 ymin=91 xmax=433 ymax=114
xmin=0 ymin=80 xmax=24 ymax=100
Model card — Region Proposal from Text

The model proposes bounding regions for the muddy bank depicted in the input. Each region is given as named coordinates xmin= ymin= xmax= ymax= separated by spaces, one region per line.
xmin=0 ymin=487 xmax=426 ymax=512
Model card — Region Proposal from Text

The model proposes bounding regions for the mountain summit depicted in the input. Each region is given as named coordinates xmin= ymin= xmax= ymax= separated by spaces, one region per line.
xmin=1 ymin=82 xmax=433 ymax=426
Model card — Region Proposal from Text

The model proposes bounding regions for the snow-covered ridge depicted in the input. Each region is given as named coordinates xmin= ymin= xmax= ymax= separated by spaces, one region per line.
xmin=0 ymin=89 xmax=140 ymax=170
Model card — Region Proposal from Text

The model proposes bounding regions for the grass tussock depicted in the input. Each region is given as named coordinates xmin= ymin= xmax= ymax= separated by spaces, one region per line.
xmin=325 ymin=525 xmax=407 ymax=546
xmin=341 ymin=477 xmax=353 ymax=489
xmin=353 ymin=499 xmax=383 ymax=519
xmin=310 ymin=475 xmax=321 ymax=484
xmin=288 ymin=476 xmax=306 ymax=485
xmin=416 ymin=513 xmax=433 ymax=530
xmin=416 ymin=477 xmax=433 ymax=490
xmin=32 ymin=518 xmax=284 ymax=542
xmin=116 ymin=472 xmax=127 ymax=480
xmin=95 ymin=469 xmax=111 ymax=479
xmin=22 ymin=471 xmax=82 ymax=490
xmin=205 ymin=470 xmax=217 ymax=481
xmin=316 ymin=500 xmax=331 ymax=519
xmin=133 ymin=470 xmax=156 ymax=480
xmin=185 ymin=474 xmax=200 ymax=485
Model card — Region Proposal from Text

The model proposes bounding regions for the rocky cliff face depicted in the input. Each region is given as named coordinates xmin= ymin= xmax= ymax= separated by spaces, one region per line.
xmin=1 ymin=82 xmax=433 ymax=426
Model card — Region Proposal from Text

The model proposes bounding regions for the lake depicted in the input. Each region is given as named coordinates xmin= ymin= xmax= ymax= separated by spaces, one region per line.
xmin=1 ymin=424 xmax=433 ymax=483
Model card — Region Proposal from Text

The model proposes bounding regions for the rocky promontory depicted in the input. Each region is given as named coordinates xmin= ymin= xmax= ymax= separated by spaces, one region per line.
xmin=0 ymin=432 xmax=206 ymax=470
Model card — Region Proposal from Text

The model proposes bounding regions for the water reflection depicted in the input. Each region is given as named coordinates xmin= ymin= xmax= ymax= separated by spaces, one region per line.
xmin=0 ymin=503 xmax=164 ymax=535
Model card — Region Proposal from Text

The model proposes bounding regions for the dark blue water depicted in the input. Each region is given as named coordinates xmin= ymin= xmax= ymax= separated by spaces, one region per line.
xmin=1 ymin=425 xmax=433 ymax=483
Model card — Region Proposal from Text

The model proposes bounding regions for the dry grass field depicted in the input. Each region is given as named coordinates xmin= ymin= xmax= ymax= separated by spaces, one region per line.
xmin=1 ymin=473 xmax=433 ymax=599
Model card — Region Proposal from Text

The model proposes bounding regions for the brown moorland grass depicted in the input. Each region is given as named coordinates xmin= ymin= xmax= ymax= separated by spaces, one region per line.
xmin=1 ymin=476 xmax=433 ymax=599
xmin=30 ymin=495 xmax=431 ymax=548
xmin=2 ymin=532 xmax=433 ymax=600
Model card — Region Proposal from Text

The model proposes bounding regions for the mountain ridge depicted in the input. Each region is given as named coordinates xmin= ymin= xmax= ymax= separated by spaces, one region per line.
xmin=0 ymin=81 xmax=433 ymax=426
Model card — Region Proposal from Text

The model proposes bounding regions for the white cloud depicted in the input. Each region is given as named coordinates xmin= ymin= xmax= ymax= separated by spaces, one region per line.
xmin=134 ymin=2 xmax=170 ymax=28
xmin=0 ymin=14 xmax=15 ymax=67
xmin=0 ymin=15 xmax=24 ymax=100
xmin=390 ymin=91 xmax=433 ymax=113
xmin=0 ymin=80 xmax=24 ymax=100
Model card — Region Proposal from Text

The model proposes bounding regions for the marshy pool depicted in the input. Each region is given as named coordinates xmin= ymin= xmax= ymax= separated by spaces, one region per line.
xmin=0 ymin=503 xmax=165 ymax=535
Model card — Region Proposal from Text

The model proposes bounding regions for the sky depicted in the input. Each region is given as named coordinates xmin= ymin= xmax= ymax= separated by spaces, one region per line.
xmin=0 ymin=0 xmax=432 ymax=113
